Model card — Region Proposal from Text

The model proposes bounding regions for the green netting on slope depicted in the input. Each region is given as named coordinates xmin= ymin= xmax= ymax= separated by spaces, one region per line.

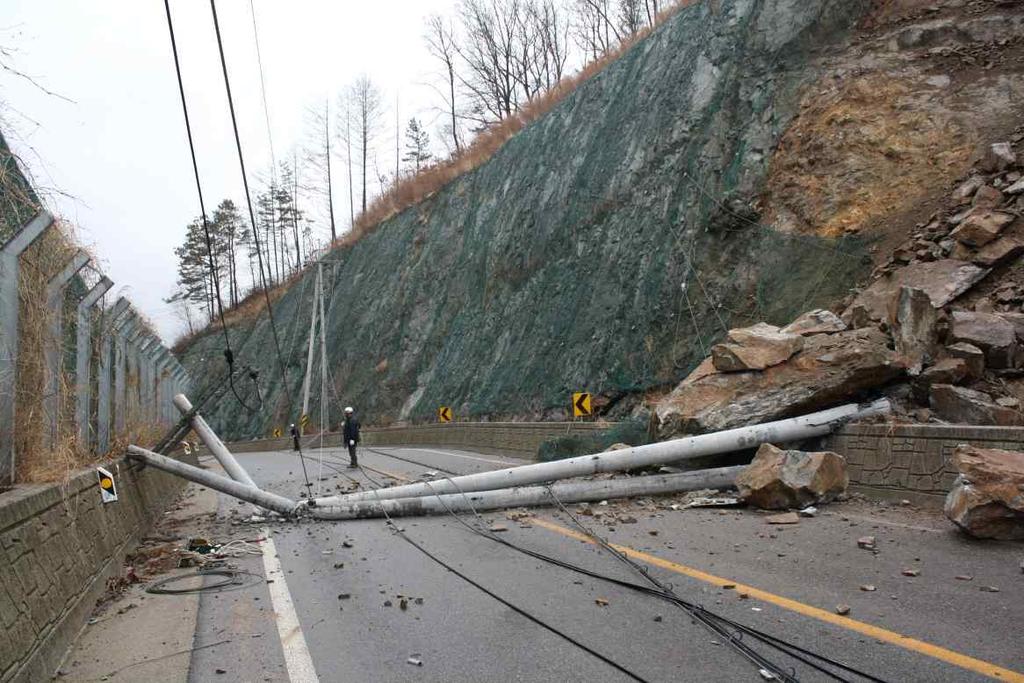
xmin=179 ymin=0 xmax=873 ymax=440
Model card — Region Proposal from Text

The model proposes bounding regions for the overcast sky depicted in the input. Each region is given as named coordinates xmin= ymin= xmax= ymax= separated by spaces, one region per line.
xmin=1 ymin=0 xmax=458 ymax=341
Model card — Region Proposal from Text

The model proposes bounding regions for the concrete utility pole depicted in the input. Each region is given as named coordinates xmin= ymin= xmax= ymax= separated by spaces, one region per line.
xmin=0 ymin=211 xmax=53 ymax=482
xmin=75 ymin=276 xmax=113 ymax=448
xmin=314 ymin=400 xmax=892 ymax=507
xmin=44 ymin=249 xmax=89 ymax=448
xmin=98 ymin=298 xmax=131 ymax=454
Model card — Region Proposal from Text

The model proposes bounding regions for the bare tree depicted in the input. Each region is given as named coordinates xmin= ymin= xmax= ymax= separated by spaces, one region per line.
xmin=334 ymin=97 xmax=356 ymax=229
xmin=617 ymin=0 xmax=644 ymax=36
xmin=301 ymin=101 xmax=337 ymax=242
xmin=425 ymin=14 xmax=462 ymax=153
xmin=570 ymin=0 xmax=622 ymax=59
xmin=348 ymin=76 xmax=383 ymax=215
xmin=456 ymin=0 xmax=522 ymax=126
xmin=523 ymin=0 xmax=570 ymax=94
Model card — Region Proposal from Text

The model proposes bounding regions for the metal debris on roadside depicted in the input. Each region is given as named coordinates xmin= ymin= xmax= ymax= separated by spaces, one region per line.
xmin=407 ymin=657 xmax=423 ymax=667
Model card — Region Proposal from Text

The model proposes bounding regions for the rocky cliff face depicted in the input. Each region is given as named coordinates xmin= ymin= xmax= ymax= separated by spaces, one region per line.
xmin=180 ymin=0 xmax=1024 ymax=439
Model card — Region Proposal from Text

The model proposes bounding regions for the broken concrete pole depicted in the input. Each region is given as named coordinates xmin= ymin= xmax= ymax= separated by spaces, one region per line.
xmin=657 ymin=328 xmax=902 ymax=436
xmin=311 ymin=466 xmax=744 ymax=520
xmin=735 ymin=443 xmax=848 ymax=510
xmin=979 ymin=142 xmax=1017 ymax=173
xmin=314 ymin=400 xmax=890 ymax=507
xmin=949 ymin=311 xmax=1020 ymax=369
xmin=945 ymin=445 xmax=1024 ymax=540
xmin=173 ymin=394 xmax=257 ymax=488
xmin=930 ymin=384 xmax=1024 ymax=426
xmin=126 ymin=445 xmax=298 ymax=516
xmin=843 ymin=260 xmax=989 ymax=323
xmin=950 ymin=211 xmax=1015 ymax=248
xmin=710 ymin=323 xmax=804 ymax=372
xmin=889 ymin=286 xmax=937 ymax=375
xmin=781 ymin=309 xmax=847 ymax=336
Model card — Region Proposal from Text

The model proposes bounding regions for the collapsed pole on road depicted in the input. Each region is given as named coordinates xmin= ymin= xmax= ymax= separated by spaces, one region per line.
xmin=126 ymin=445 xmax=298 ymax=516
xmin=173 ymin=393 xmax=258 ymax=488
xmin=310 ymin=466 xmax=743 ymax=520
xmin=312 ymin=399 xmax=891 ymax=508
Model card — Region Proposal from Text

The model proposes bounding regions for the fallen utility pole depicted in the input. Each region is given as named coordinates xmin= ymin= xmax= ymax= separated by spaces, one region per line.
xmin=311 ymin=466 xmax=742 ymax=520
xmin=173 ymin=393 xmax=257 ymax=488
xmin=127 ymin=445 xmax=297 ymax=516
xmin=312 ymin=399 xmax=890 ymax=507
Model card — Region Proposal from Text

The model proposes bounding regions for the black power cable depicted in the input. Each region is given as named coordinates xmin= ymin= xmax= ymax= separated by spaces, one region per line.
xmin=162 ymin=0 xmax=259 ymax=415
xmin=207 ymin=0 xmax=312 ymax=494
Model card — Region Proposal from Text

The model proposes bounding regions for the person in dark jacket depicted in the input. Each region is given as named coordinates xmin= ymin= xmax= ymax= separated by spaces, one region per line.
xmin=290 ymin=423 xmax=299 ymax=451
xmin=342 ymin=406 xmax=360 ymax=467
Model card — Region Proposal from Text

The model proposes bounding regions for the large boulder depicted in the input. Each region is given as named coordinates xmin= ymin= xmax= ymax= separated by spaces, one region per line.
xmin=944 ymin=445 xmax=1024 ymax=540
xmin=948 ymin=311 xmax=1020 ymax=369
xmin=889 ymin=286 xmax=938 ymax=375
xmin=736 ymin=444 xmax=849 ymax=510
xmin=843 ymin=260 xmax=989 ymax=324
xmin=656 ymin=328 xmax=904 ymax=437
xmin=781 ymin=309 xmax=847 ymax=336
xmin=710 ymin=323 xmax=804 ymax=372
xmin=950 ymin=210 xmax=1016 ymax=247
xmin=930 ymin=384 xmax=1024 ymax=426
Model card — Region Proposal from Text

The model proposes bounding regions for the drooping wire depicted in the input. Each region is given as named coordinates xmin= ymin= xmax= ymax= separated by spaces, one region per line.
xmin=162 ymin=0 xmax=259 ymax=414
xmin=207 ymin=0 xmax=312 ymax=493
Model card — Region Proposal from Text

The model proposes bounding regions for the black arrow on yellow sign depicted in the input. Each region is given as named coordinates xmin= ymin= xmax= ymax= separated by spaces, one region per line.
xmin=572 ymin=392 xmax=592 ymax=418
xmin=438 ymin=406 xmax=452 ymax=423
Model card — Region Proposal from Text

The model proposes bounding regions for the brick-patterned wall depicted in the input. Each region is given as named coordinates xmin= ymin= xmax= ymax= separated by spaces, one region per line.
xmin=822 ymin=424 xmax=1024 ymax=504
xmin=0 ymin=454 xmax=193 ymax=683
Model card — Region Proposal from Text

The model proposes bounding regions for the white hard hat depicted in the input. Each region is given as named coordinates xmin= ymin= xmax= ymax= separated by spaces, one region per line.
xmin=344 ymin=406 xmax=354 ymax=413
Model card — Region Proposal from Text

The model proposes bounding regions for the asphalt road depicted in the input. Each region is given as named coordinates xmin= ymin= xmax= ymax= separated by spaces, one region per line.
xmin=183 ymin=445 xmax=1024 ymax=683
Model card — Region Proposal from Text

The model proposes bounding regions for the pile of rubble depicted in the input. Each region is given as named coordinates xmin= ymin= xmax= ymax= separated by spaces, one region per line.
xmin=657 ymin=138 xmax=1024 ymax=437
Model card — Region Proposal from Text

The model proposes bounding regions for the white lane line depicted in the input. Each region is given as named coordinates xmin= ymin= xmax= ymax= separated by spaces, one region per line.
xmin=261 ymin=529 xmax=320 ymax=683
xmin=400 ymin=446 xmax=515 ymax=465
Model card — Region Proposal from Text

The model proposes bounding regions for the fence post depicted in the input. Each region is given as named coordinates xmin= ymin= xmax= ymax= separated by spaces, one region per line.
xmin=0 ymin=211 xmax=53 ymax=482
xmin=44 ymin=249 xmax=89 ymax=448
xmin=75 ymin=276 xmax=112 ymax=449
xmin=115 ymin=313 xmax=138 ymax=435
xmin=97 ymin=297 xmax=130 ymax=454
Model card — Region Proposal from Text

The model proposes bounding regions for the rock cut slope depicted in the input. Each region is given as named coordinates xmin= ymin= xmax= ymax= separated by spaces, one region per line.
xmin=181 ymin=0 xmax=1024 ymax=439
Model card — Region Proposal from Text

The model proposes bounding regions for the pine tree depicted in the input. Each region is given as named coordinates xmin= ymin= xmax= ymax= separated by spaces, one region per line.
xmin=402 ymin=118 xmax=432 ymax=174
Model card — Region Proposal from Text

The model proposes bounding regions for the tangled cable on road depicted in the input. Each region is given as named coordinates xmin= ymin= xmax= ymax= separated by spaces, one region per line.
xmin=146 ymin=568 xmax=263 ymax=596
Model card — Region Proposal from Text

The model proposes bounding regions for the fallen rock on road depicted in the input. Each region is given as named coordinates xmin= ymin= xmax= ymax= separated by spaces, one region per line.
xmin=945 ymin=445 xmax=1024 ymax=540
xmin=735 ymin=444 xmax=849 ymax=511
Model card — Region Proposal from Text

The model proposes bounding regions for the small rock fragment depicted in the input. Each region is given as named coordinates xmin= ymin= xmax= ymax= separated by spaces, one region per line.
xmin=955 ymin=575 xmax=973 ymax=581
xmin=902 ymin=568 xmax=920 ymax=577
xmin=835 ymin=604 xmax=851 ymax=616
xmin=595 ymin=598 xmax=610 ymax=607
xmin=407 ymin=657 xmax=423 ymax=667
xmin=766 ymin=512 xmax=800 ymax=525
xmin=860 ymin=585 xmax=876 ymax=592
xmin=979 ymin=586 xmax=1000 ymax=593
xmin=857 ymin=536 xmax=877 ymax=550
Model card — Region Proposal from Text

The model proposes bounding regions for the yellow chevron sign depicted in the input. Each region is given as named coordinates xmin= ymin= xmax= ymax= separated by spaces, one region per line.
xmin=572 ymin=392 xmax=592 ymax=418
xmin=272 ymin=427 xmax=282 ymax=438
xmin=438 ymin=406 xmax=452 ymax=423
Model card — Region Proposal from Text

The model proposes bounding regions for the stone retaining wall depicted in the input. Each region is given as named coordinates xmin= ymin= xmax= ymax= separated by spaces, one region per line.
xmin=218 ymin=422 xmax=607 ymax=460
xmin=820 ymin=423 xmax=1024 ymax=506
xmin=0 ymin=453 xmax=194 ymax=683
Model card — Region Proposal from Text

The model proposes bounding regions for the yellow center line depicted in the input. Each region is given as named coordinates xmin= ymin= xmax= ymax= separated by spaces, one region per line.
xmin=531 ymin=517 xmax=1024 ymax=683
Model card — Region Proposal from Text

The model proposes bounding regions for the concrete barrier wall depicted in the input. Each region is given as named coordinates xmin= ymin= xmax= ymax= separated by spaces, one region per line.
xmin=0 ymin=453 xmax=194 ymax=683
xmin=218 ymin=422 xmax=608 ymax=460
xmin=821 ymin=423 xmax=1024 ymax=506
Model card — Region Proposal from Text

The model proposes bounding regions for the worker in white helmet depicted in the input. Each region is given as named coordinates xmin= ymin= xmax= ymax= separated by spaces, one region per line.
xmin=342 ymin=406 xmax=360 ymax=468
